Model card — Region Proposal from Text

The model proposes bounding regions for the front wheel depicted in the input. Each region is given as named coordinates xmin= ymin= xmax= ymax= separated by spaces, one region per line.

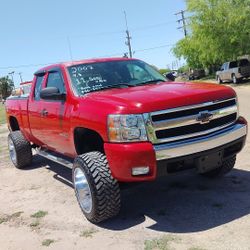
xmin=72 ymin=152 xmax=121 ymax=223
xmin=217 ymin=76 xmax=222 ymax=84
xmin=200 ymin=156 xmax=236 ymax=178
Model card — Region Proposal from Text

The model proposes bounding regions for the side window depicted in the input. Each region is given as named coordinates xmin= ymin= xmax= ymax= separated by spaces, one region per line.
xmin=46 ymin=71 xmax=65 ymax=94
xmin=34 ymin=75 xmax=44 ymax=100
xmin=229 ymin=61 xmax=237 ymax=69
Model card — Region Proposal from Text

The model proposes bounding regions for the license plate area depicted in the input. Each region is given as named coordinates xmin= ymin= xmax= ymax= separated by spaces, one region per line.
xmin=195 ymin=151 xmax=223 ymax=173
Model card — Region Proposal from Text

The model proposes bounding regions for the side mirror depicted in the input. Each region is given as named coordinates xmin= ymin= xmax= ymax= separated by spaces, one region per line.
xmin=40 ymin=87 xmax=66 ymax=101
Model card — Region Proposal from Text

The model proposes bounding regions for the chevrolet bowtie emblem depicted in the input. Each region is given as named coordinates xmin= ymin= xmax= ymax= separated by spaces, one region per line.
xmin=196 ymin=111 xmax=213 ymax=124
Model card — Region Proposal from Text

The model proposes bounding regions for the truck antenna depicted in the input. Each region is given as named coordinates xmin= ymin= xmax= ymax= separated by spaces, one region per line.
xmin=67 ymin=36 xmax=73 ymax=61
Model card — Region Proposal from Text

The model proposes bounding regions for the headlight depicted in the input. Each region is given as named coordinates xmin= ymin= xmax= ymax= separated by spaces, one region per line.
xmin=108 ymin=114 xmax=148 ymax=142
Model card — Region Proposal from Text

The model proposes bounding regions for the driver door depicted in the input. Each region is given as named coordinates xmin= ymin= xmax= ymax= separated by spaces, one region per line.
xmin=39 ymin=68 xmax=70 ymax=153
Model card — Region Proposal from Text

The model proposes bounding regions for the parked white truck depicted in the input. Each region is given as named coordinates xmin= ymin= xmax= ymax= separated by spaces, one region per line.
xmin=216 ymin=59 xmax=250 ymax=84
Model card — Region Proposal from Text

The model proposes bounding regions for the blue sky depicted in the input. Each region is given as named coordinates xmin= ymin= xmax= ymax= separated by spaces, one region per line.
xmin=0 ymin=0 xmax=186 ymax=86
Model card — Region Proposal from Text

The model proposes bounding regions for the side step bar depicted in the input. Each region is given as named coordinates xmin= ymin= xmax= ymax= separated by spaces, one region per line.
xmin=36 ymin=148 xmax=73 ymax=168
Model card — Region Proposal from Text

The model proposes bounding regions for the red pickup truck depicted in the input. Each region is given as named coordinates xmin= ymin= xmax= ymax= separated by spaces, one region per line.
xmin=5 ymin=58 xmax=247 ymax=223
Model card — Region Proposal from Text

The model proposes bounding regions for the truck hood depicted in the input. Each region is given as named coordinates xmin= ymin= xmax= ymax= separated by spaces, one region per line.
xmin=86 ymin=81 xmax=236 ymax=113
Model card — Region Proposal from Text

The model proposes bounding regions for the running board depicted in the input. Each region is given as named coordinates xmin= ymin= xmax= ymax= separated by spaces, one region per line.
xmin=36 ymin=149 xmax=73 ymax=168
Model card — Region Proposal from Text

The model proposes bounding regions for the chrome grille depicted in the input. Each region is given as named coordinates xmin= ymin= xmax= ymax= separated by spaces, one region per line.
xmin=144 ymin=98 xmax=238 ymax=144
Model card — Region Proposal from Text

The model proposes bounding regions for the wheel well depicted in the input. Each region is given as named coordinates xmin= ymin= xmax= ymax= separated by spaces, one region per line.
xmin=9 ymin=116 xmax=20 ymax=131
xmin=74 ymin=127 xmax=104 ymax=155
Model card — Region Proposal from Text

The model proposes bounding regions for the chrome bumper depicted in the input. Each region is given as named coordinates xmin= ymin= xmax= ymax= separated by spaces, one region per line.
xmin=154 ymin=123 xmax=247 ymax=161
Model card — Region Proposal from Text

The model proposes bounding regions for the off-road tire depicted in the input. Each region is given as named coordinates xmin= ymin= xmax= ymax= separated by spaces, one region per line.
xmin=8 ymin=131 xmax=32 ymax=169
xmin=73 ymin=152 xmax=121 ymax=223
xmin=201 ymin=155 xmax=236 ymax=178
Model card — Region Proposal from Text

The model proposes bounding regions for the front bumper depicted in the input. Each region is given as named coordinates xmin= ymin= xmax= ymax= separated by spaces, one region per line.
xmin=154 ymin=123 xmax=247 ymax=161
xmin=104 ymin=120 xmax=247 ymax=182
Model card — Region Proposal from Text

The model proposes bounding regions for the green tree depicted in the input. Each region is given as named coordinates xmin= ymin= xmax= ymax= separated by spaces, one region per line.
xmin=0 ymin=76 xmax=14 ymax=99
xmin=173 ymin=0 xmax=250 ymax=70
xmin=158 ymin=68 xmax=171 ymax=75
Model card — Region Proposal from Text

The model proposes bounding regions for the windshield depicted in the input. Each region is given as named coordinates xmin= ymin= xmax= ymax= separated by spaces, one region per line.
xmin=67 ymin=59 xmax=166 ymax=95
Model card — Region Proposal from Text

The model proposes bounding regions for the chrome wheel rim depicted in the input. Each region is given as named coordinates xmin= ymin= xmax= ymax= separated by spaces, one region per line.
xmin=8 ymin=138 xmax=17 ymax=165
xmin=74 ymin=167 xmax=92 ymax=213
xmin=233 ymin=75 xmax=236 ymax=83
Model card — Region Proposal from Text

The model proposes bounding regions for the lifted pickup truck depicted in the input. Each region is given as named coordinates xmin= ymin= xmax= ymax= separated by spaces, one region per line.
xmin=5 ymin=58 xmax=247 ymax=223
xmin=216 ymin=59 xmax=250 ymax=84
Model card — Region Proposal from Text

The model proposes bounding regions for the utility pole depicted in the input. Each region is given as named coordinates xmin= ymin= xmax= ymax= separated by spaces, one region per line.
xmin=8 ymin=71 xmax=15 ymax=89
xmin=124 ymin=11 xmax=133 ymax=58
xmin=175 ymin=10 xmax=187 ymax=37
xmin=18 ymin=72 xmax=23 ymax=83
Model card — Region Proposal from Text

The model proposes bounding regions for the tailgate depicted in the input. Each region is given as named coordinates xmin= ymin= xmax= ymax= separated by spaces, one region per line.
xmin=240 ymin=65 xmax=250 ymax=76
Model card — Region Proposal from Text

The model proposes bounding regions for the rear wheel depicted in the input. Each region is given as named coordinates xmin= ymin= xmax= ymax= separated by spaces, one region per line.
xmin=201 ymin=155 xmax=236 ymax=178
xmin=232 ymin=74 xmax=238 ymax=84
xmin=8 ymin=131 xmax=32 ymax=169
xmin=73 ymin=151 xmax=121 ymax=223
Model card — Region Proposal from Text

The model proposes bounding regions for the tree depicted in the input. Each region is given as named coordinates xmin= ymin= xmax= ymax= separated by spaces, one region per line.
xmin=0 ymin=76 xmax=14 ymax=99
xmin=173 ymin=0 xmax=250 ymax=70
xmin=158 ymin=68 xmax=171 ymax=75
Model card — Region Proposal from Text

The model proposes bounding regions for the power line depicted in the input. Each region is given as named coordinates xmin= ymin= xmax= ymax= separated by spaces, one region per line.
xmin=0 ymin=62 xmax=53 ymax=70
xmin=134 ymin=44 xmax=174 ymax=53
xmin=175 ymin=10 xmax=188 ymax=37
xmin=130 ymin=20 xmax=176 ymax=32
xmin=0 ymin=43 xmax=175 ymax=70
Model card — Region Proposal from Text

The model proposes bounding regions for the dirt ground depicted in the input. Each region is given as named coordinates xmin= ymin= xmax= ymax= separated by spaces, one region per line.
xmin=0 ymin=85 xmax=249 ymax=250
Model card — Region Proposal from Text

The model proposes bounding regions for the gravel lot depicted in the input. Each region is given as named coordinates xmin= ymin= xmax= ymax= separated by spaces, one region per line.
xmin=0 ymin=85 xmax=249 ymax=250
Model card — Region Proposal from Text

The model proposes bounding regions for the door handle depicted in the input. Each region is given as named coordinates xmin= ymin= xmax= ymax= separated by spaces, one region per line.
xmin=41 ymin=109 xmax=48 ymax=117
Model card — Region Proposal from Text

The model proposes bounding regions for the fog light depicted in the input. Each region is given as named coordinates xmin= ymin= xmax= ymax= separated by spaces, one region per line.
xmin=132 ymin=166 xmax=150 ymax=176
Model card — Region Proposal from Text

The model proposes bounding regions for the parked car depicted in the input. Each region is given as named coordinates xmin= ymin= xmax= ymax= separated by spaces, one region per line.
xmin=216 ymin=59 xmax=250 ymax=84
xmin=5 ymin=58 xmax=247 ymax=223
xmin=164 ymin=72 xmax=176 ymax=81
xmin=188 ymin=69 xmax=205 ymax=80
xmin=11 ymin=81 xmax=32 ymax=97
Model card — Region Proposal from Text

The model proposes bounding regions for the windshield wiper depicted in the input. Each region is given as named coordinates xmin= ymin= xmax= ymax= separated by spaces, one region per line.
xmin=99 ymin=83 xmax=136 ymax=90
xmin=136 ymin=79 xmax=166 ymax=85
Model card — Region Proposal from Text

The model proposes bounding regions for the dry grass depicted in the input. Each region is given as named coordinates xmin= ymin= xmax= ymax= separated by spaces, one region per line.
xmin=0 ymin=104 xmax=6 ymax=125
xmin=42 ymin=239 xmax=55 ymax=247
xmin=80 ymin=228 xmax=98 ymax=238
xmin=144 ymin=235 xmax=180 ymax=250
xmin=31 ymin=210 xmax=48 ymax=219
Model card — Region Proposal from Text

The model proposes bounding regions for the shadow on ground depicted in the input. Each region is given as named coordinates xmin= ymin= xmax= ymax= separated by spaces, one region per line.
xmin=224 ymin=78 xmax=250 ymax=86
xmin=23 ymin=155 xmax=250 ymax=233
xmin=24 ymin=155 xmax=73 ymax=189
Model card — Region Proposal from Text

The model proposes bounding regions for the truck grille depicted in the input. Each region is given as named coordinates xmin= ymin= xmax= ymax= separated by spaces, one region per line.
xmin=144 ymin=98 xmax=238 ymax=144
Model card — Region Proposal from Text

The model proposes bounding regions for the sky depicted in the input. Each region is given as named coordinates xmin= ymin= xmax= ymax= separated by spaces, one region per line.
xmin=0 ymin=0 xmax=186 ymax=86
